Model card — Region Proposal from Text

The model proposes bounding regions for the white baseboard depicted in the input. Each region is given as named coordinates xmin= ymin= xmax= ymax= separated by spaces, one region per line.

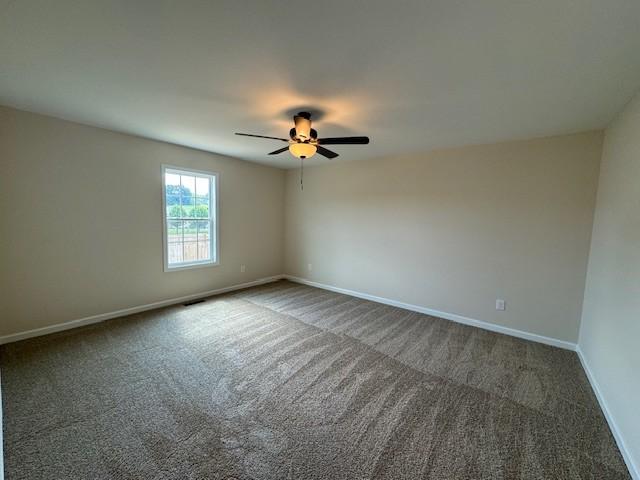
xmin=577 ymin=347 xmax=639 ymax=480
xmin=284 ymin=275 xmax=577 ymax=351
xmin=0 ymin=275 xmax=284 ymax=346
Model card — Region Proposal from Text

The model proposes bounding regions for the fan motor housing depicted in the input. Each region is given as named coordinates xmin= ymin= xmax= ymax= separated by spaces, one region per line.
xmin=289 ymin=128 xmax=318 ymax=141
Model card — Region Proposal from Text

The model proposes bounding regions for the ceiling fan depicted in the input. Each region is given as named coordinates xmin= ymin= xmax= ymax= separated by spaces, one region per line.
xmin=235 ymin=111 xmax=369 ymax=160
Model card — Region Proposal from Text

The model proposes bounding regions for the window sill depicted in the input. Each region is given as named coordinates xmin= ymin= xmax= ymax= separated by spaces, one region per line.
xmin=164 ymin=260 xmax=219 ymax=273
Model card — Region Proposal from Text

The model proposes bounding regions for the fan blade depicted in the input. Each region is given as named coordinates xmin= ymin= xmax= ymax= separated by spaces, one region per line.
xmin=268 ymin=146 xmax=290 ymax=155
xmin=235 ymin=133 xmax=288 ymax=141
xmin=316 ymin=146 xmax=339 ymax=159
xmin=317 ymin=136 xmax=369 ymax=145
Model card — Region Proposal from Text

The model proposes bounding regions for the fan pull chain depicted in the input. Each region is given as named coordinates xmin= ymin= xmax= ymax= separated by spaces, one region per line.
xmin=300 ymin=158 xmax=304 ymax=191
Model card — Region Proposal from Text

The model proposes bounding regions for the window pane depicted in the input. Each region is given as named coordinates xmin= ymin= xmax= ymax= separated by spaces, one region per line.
xmin=167 ymin=220 xmax=183 ymax=243
xmin=180 ymin=175 xmax=195 ymax=208
xmin=198 ymin=241 xmax=210 ymax=261
xmin=165 ymin=173 xmax=180 ymax=186
xmin=182 ymin=218 xmax=196 ymax=234
xmin=197 ymin=221 xmax=209 ymax=242
xmin=183 ymin=241 xmax=198 ymax=263
xmin=165 ymin=195 xmax=181 ymax=208
xmin=181 ymin=174 xmax=195 ymax=193
xmin=168 ymin=241 xmax=183 ymax=264
xmin=192 ymin=204 xmax=209 ymax=218
xmin=195 ymin=177 xmax=210 ymax=196
xmin=167 ymin=205 xmax=187 ymax=219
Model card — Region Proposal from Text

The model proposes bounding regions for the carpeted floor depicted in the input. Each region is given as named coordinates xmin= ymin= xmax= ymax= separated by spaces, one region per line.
xmin=0 ymin=280 xmax=630 ymax=479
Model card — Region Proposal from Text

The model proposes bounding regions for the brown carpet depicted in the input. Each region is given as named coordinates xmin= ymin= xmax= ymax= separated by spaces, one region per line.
xmin=0 ymin=280 xmax=630 ymax=479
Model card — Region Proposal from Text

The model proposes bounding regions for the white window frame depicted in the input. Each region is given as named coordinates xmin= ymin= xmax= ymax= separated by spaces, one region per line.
xmin=162 ymin=165 xmax=219 ymax=272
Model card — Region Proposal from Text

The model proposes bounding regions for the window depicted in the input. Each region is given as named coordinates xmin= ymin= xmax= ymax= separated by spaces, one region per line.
xmin=162 ymin=166 xmax=218 ymax=270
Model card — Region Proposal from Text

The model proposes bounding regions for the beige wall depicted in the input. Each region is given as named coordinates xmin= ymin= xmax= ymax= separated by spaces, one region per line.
xmin=0 ymin=108 xmax=604 ymax=345
xmin=284 ymin=132 xmax=603 ymax=343
xmin=0 ymin=106 xmax=285 ymax=338
xmin=579 ymin=92 xmax=640 ymax=475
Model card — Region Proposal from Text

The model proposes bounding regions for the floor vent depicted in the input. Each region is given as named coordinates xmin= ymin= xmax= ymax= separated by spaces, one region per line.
xmin=183 ymin=299 xmax=205 ymax=307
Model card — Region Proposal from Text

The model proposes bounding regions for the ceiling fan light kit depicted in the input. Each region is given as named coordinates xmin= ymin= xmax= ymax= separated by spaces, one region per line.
xmin=235 ymin=111 xmax=369 ymax=161
xmin=289 ymin=142 xmax=317 ymax=159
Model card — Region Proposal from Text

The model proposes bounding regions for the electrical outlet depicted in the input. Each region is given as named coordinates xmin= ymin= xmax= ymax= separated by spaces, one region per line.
xmin=240 ymin=264 xmax=246 ymax=273
xmin=496 ymin=299 xmax=506 ymax=311
xmin=307 ymin=263 xmax=313 ymax=272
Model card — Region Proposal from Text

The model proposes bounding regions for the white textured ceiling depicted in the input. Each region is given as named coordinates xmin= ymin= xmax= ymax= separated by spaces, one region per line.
xmin=1 ymin=0 xmax=640 ymax=168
